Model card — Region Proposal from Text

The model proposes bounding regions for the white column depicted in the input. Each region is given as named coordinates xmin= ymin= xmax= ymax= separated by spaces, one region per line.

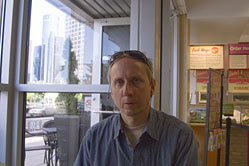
xmin=161 ymin=0 xmax=172 ymax=114
xmin=130 ymin=0 xmax=157 ymax=106
xmin=171 ymin=14 xmax=180 ymax=118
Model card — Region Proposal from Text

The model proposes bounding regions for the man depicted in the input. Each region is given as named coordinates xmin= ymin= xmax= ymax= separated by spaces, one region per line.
xmin=74 ymin=50 xmax=200 ymax=166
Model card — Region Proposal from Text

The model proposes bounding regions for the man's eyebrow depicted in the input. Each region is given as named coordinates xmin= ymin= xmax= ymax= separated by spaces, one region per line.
xmin=112 ymin=76 xmax=122 ymax=81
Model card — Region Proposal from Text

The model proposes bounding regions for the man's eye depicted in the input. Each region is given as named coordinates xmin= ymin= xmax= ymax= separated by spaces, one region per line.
xmin=115 ymin=79 xmax=124 ymax=86
xmin=133 ymin=78 xmax=140 ymax=84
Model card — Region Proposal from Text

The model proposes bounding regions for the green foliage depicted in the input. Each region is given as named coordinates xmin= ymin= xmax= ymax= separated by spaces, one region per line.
xmin=55 ymin=93 xmax=78 ymax=114
xmin=75 ymin=93 xmax=83 ymax=101
xmin=82 ymin=63 xmax=92 ymax=84
xmin=68 ymin=48 xmax=79 ymax=84
xmin=27 ymin=93 xmax=45 ymax=102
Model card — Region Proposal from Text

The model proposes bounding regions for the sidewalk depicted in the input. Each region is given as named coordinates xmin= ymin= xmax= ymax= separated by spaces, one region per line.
xmin=25 ymin=136 xmax=47 ymax=166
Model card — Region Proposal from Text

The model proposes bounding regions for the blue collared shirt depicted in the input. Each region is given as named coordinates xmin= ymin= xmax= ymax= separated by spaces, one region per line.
xmin=74 ymin=108 xmax=201 ymax=166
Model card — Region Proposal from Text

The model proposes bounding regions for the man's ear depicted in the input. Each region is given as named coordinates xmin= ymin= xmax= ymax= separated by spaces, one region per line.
xmin=151 ymin=79 xmax=156 ymax=96
xmin=110 ymin=86 xmax=113 ymax=97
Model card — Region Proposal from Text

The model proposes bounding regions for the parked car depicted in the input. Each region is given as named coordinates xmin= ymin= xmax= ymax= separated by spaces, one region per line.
xmin=28 ymin=108 xmax=46 ymax=116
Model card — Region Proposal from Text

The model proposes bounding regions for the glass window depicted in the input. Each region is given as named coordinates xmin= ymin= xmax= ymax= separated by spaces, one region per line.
xmin=0 ymin=91 xmax=7 ymax=164
xmin=25 ymin=92 xmax=116 ymax=165
xmin=101 ymin=25 xmax=130 ymax=84
xmin=27 ymin=0 xmax=93 ymax=84
xmin=25 ymin=1 xmax=130 ymax=165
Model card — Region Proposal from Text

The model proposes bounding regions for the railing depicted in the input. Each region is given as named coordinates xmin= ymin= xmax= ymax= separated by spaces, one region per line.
xmin=26 ymin=117 xmax=54 ymax=131
xmin=225 ymin=117 xmax=249 ymax=166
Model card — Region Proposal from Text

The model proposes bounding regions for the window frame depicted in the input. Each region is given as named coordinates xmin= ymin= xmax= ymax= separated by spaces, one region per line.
xmin=0 ymin=0 xmax=19 ymax=165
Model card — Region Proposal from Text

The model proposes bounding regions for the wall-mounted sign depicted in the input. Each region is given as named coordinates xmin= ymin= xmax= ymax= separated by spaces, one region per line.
xmin=84 ymin=97 xmax=92 ymax=111
xmin=229 ymin=55 xmax=248 ymax=69
xmin=228 ymin=43 xmax=249 ymax=69
xmin=189 ymin=46 xmax=224 ymax=69
xmin=229 ymin=43 xmax=249 ymax=55
xmin=228 ymin=70 xmax=249 ymax=93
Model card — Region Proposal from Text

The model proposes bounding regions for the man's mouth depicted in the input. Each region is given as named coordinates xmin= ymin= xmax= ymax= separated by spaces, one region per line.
xmin=123 ymin=101 xmax=136 ymax=107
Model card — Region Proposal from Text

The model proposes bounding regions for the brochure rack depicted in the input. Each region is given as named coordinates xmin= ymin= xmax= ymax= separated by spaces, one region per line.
xmin=204 ymin=68 xmax=223 ymax=166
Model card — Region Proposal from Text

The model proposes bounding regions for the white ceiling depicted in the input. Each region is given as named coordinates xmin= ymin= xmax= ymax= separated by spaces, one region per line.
xmin=59 ymin=0 xmax=249 ymax=44
xmin=186 ymin=0 xmax=249 ymax=19
xmin=185 ymin=0 xmax=249 ymax=44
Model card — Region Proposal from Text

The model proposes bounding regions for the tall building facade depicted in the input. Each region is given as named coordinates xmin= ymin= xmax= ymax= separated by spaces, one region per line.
xmin=29 ymin=14 xmax=65 ymax=83
xmin=53 ymin=36 xmax=65 ymax=83
xmin=28 ymin=14 xmax=94 ymax=84
xmin=65 ymin=16 xmax=86 ymax=83
xmin=33 ymin=45 xmax=43 ymax=81
xmin=42 ymin=15 xmax=60 ymax=83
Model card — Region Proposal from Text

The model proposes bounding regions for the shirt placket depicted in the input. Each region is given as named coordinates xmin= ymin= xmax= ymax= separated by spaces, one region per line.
xmin=132 ymin=143 xmax=149 ymax=166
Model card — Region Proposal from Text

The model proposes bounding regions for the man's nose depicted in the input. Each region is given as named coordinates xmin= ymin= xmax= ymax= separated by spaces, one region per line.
xmin=123 ymin=82 xmax=134 ymax=96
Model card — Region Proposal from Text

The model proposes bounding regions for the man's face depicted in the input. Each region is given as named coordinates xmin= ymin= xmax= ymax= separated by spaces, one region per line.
xmin=110 ymin=57 xmax=155 ymax=118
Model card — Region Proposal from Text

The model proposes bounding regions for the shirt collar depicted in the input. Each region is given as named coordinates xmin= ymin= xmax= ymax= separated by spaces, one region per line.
xmin=145 ymin=108 xmax=160 ymax=141
xmin=114 ymin=114 xmax=122 ymax=139
xmin=113 ymin=108 xmax=161 ymax=141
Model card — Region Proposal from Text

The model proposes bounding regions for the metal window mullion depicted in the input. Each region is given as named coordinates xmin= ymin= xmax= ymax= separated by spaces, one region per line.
xmin=16 ymin=84 xmax=110 ymax=93
xmin=171 ymin=14 xmax=179 ymax=118
xmin=0 ymin=83 xmax=9 ymax=91
xmin=1 ymin=0 xmax=23 ymax=165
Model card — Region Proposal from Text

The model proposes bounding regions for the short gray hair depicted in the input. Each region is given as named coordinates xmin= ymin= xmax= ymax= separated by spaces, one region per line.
xmin=107 ymin=50 xmax=153 ymax=84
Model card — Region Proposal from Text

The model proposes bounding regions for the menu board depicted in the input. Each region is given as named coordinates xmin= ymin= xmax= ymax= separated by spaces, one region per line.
xmin=229 ymin=43 xmax=249 ymax=69
xmin=228 ymin=70 xmax=249 ymax=93
xmin=229 ymin=55 xmax=248 ymax=69
xmin=229 ymin=43 xmax=249 ymax=55
xmin=189 ymin=46 xmax=224 ymax=69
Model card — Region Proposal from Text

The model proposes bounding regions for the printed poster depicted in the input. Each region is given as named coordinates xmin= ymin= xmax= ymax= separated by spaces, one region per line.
xmin=229 ymin=43 xmax=249 ymax=55
xmin=196 ymin=70 xmax=209 ymax=92
xmin=229 ymin=55 xmax=248 ymax=69
xmin=229 ymin=43 xmax=249 ymax=69
xmin=189 ymin=46 xmax=224 ymax=69
xmin=228 ymin=70 xmax=249 ymax=93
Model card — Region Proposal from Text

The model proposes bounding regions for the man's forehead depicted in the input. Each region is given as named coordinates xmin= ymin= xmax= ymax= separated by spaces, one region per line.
xmin=110 ymin=59 xmax=146 ymax=77
xmin=111 ymin=58 xmax=146 ymax=71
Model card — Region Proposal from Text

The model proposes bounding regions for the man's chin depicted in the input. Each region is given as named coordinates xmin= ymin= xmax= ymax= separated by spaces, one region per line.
xmin=120 ymin=108 xmax=139 ymax=117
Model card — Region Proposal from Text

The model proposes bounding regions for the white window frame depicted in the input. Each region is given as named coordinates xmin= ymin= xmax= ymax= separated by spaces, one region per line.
xmin=0 ymin=0 xmax=17 ymax=165
xmin=91 ymin=17 xmax=130 ymax=125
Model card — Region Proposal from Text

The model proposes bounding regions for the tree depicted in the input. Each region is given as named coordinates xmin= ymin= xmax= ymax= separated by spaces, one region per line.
xmin=55 ymin=38 xmax=80 ymax=114
xmin=27 ymin=93 xmax=45 ymax=103
xmin=82 ymin=63 xmax=92 ymax=84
